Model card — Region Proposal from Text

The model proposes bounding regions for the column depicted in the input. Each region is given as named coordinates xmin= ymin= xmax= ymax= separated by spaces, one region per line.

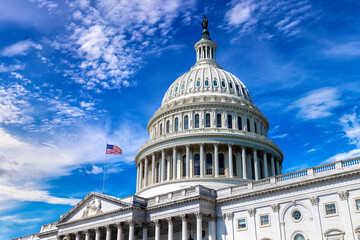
xmin=228 ymin=144 xmax=233 ymax=178
xmin=139 ymin=160 xmax=143 ymax=189
xmin=95 ymin=227 xmax=100 ymax=240
xmin=276 ymin=158 xmax=281 ymax=175
xmin=142 ymin=223 xmax=148 ymax=240
xmin=242 ymin=147 xmax=247 ymax=179
xmin=167 ymin=154 xmax=171 ymax=180
xmin=181 ymin=214 xmax=188 ymax=240
xmin=270 ymin=155 xmax=275 ymax=176
xmin=177 ymin=151 xmax=182 ymax=180
xmin=248 ymin=208 xmax=257 ymax=239
xmin=167 ymin=217 xmax=173 ymax=240
xmin=338 ymin=191 xmax=355 ymax=239
xmin=128 ymin=221 xmax=135 ymax=240
xmin=209 ymin=215 xmax=217 ymax=240
xmin=254 ymin=149 xmax=259 ymax=180
xmin=75 ymin=232 xmax=80 ymax=240
xmin=85 ymin=230 xmax=90 ymax=240
xmin=226 ymin=213 xmax=234 ymax=240
xmin=195 ymin=212 xmax=202 ymax=240
xmin=136 ymin=164 xmax=140 ymax=191
xmin=144 ymin=157 xmax=149 ymax=187
xmin=117 ymin=223 xmax=124 ymax=240
xmin=214 ymin=144 xmax=219 ymax=177
xmin=309 ymin=197 xmax=323 ymax=240
xmin=271 ymin=204 xmax=282 ymax=240
xmin=263 ymin=151 xmax=269 ymax=178
xmin=161 ymin=150 xmax=165 ymax=182
xmin=186 ymin=145 xmax=190 ymax=178
xmin=200 ymin=144 xmax=205 ymax=177
xmin=154 ymin=220 xmax=160 ymax=240
xmin=189 ymin=149 xmax=193 ymax=178
xmin=151 ymin=153 xmax=156 ymax=184
xmin=106 ymin=225 xmax=111 ymax=240
xmin=172 ymin=147 xmax=177 ymax=180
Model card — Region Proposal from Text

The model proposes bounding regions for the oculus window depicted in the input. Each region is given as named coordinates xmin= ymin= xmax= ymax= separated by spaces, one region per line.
xmin=292 ymin=210 xmax=302 ymax=222
xmin=294 ymin=234 xmax=305 ymax=240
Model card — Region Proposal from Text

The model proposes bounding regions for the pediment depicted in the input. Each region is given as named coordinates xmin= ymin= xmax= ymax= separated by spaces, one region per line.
xmin=58 ymin=192 xmax=130 ymax=224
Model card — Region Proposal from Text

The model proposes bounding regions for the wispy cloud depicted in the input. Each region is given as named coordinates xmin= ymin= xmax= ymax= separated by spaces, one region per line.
xmin=324 ymin=41 xmax=360 ymax=58
xmin=0 ymin=215 xmax=43 ymax=224
xmin=1 ymin=40 xmax=42 ymax=57
xmin=270 ymin=133 xmax=288 ymax=139
xmin=289 ymin=87 xmax=342 ymax=120
xmin=0 ymin=63 xmax=24 ymax=73
xmin=339 ymin=111 xmax=360 ymax=147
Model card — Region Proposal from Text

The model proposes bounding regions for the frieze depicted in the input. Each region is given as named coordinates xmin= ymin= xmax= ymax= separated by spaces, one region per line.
xmin=82 ymin=198 xmax=102 ymax=218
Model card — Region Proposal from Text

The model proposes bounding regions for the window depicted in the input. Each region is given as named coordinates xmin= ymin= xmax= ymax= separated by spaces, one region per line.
xmin=219 ymin=153 xmax=225 ymax=175
xmin=238 ymin=116 xmax=242 ymax=130
xmin=325 ymin=203 xmax=337 ymax=216
xmin=205 ymin=79 xmax=209 ymax=86
xmin=156 ymin=162 xmax=160 ymax=183
xmin=175 ymin=86 xmax=178 ymax=93
xmin=356 ymin=199 xmax=360 ymax=211
xmin=160 ymin=123 xmax=163 ymax=135
xmin=228 ymin=114 xmax=232 ymax=129
xmin=195 ymin=114 xmax=199 ymax=128
xmin=236 ymin=84 xmax=240 ymax=92
xmin=221 ymin=80 xmax=226 ymax=88
xmin=164 ymin=159 xmax=168 ymax=180
xmin=254 ymin=122 xmax=257 ymax=134
xmin=294 ymin=234 xmax=305 ymax=240
xmin=182 ymin=155 xmax=186 ymax=177
xmin=213 ymin=80 xmax=218 ymax=87
xmin=175 ymin=118 xmax=179 ymax=132
xmin=292 ymin=210 xmax=302 ymax=222
xmin=206 ymin=153 xmax=213 ymax=175
xmin=196 ymin=80 xmax=200 ymax=87
xmin=247 ymin=119 xmax=251 ymax=132
xmin=233 ymin=154 xmax=237 ymax=176
xmin=260 ymin=215 xmax=270 ymax=226
xmin=184 ymin=115 xmax=189 ymax=130
xmin=170 ymin=89 xmax=172 ymax=96
xmin=229 ymin=82 xmax=233 ymax=89
xmin=194 ymin=154 xmax=200 ymax=176
xmin=217 ymin=114 xmax=222 ymax=128
xmin=237 ymin=218 xmax=247 ymax=230
xmin=206 ymin=113 xmax=211 ymax=127
xmin=181 ymin=83 xmax=185 ymax=90
xmin=166 ymin=120 xmax=170 ymax=134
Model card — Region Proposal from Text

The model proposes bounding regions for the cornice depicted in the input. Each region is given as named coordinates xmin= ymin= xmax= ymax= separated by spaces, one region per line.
xmin=147 ymin=195 xmax=216 ymax=211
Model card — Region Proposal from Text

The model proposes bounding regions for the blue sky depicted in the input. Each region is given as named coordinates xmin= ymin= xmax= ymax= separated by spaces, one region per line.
xmin=0 ymin=0 xmax=360 ymax=238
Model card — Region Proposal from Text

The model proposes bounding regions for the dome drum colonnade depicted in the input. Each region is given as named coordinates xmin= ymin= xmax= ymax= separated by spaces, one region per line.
xmin=135 ymin=16 xmax=283 ymax=197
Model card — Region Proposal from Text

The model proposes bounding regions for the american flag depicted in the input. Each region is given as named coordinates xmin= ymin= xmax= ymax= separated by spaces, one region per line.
xmin=106 ymin=144 xmax=123 ymax=155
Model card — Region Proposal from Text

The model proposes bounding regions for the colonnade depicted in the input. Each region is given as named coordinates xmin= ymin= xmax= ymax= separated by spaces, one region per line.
xmin=58 ymin=213 xmax=215 ymax=240
xmin=137 ymin=143 xmax=282 ymax=191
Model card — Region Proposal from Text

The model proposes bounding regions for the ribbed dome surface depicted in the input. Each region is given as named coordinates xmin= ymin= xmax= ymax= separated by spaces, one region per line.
xmin=161 ymin=65 xmax=253 ymax=106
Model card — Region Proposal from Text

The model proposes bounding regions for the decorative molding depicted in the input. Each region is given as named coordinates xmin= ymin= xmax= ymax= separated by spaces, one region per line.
xmin=116 ymin=222 xmax=123 ymax=228
xmin=180 ymin=214 xmax=188 ymax=222
xmin=226 ymin=212 xmax=234 ymax=220
xmin=338 ymin=190 xmax=349 ymax=200
xmin=195 ymin=211 xmax=202 ymax=219
xmin=271 ymin=203 xmax=280 ymax=213
xmin=127 ymin=220 xmax=135 ymax=227
xmin=248 ymin=208 xmax=256 ymax=217
xmin=153 ymin=219 xmax=160 ymax=227
xmin=166 ymin=217 xmax=173 ymax=224
xmin=309 ymin=196 xmax=319 ymax=206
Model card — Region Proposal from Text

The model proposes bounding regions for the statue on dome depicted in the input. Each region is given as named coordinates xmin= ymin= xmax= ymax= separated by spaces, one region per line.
xmin=201 ymin=14 xmax=208 ymax=30
xmin=201 ymin=15 xmax=211 ymax=40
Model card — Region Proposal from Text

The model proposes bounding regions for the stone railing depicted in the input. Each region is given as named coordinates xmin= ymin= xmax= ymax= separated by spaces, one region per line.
xmin=217 ymin=156 xmax=360 ymax=200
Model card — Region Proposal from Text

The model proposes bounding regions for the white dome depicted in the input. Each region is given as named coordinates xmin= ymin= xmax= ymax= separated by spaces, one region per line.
xmin=161 ymin=65 xmax=253 ymax=106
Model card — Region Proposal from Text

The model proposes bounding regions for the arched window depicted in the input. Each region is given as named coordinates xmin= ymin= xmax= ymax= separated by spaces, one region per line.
xmin=196 ymin=80 xmax=200 ymax=87
xmin=228 ymin=114 xmax=232 ymax=129
xmin=166 ymin=120 xmax=170 ymax=134
xmin=238 ymin=116 xmax=242 ymax=130
xmin=206 ymin=113 xmax=211 ymax=127
xmin=217 ymin=114 xmax=222 ymax=128
xmin=233 ymin=154 xmax=237 ymax=176
xmin=221 ymin=80 xmax=226 ymax=88
xmin=182 ymin=155 xmax=186 ymax=177
xmin=219 ymin=153 xmax=225 ymax=175
xmin=247 ymin=119 xmax=251 ymax=132
xmin=205 ymin=79 xmax=209 ymax=86
xmin=254 ymin=122 xmax=257 ymax=134
xmin=175 ymin=118 xmax=178 ymax=132
xmin=195 ymin=114 xmax=199 ymax=128
xmin=293 ymin=234 xmax=305 ymax=240
xmin=160 ymin=123 xmax=163 ymax=135
xmin=184 ymin=115 xmax=189 ymax=130
xmin=206 ymin=153 xmax=213 ymax=175
xmin=194 ymin=153 xmax=200 ymax=176
xmin=214 ymin=80 xmax=218 ymax=87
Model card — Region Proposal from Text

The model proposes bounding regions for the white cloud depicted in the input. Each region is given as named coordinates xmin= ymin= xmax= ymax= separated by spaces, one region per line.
xmin=1 ymin=40 xmax=42 ymax=57
xmin=85 ymin=165 xmax=103 ymax=174
xmin=305 ymin=148 xmax=316 ymax=153
xmin=289 ymin=87 xmax=342 ymax=120
xmin=270 ymin=133 xmax=288 ymax=139
xmin=225 ymin=0 xmax=256 ymax=27
xmin=0 ymin=63 xmax=24 ymax=73
xmin=339 ymin=111 xmax=360 ymax=147
xmin=0 ymin=215 xmax=43 ymax=224
xmin=29 ymin=0 xmax=58 ymax=12
xmin=325 ymin=41 xmax=360 ymax=58
xmin=324 ymin=148 xmax=360 ymax=164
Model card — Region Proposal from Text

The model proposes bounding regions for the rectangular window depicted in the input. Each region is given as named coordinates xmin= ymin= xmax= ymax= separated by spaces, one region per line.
xmin=237 ymin=218 xmax=247 ymax=230
xmin=260 ymin=215 xmax=270 ymax=226
xmin=325 ymin=203 xmax=337 ymax=216
xmin=356 ymin=199 xmax=360 ymax=211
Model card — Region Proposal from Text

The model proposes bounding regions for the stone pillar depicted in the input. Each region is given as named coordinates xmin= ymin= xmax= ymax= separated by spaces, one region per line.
xmin=200 ymin=143 xmax=205 ymax=177
xmin=263 ymin=151 xmax=269 ymax=178
xmin=270 ymin=155 xmax=275 ymax=176
xmin=237 ymin=151 xmax=242 ymax=178
xmin=75 ymin=232 xmax=80 ymax=240
xmin=154 ymin=220 xmax=160 ymax=240
xmin=139 ymin=160 xmax=144 ymax=189
xmin=271 ymin=204 xmax=282 ymax=240
xmin=95 ymin=227 xmax=100 ymax=240
xmin=181 ymin=214 xmax=188 ymax=240
xmin=106 ymin=225 xmax=111 ymax=240
xmin=136 ymin=164 xmax=140 ymax=191
xmin=85 ymin=230 xmax=90 ymax=240
xmin=276 ymin=158 xmax=281 ymax=175
xmin=186 ymin=145 xmax=190 ymax=178
xmin=209 ymin=215 xmax=217 ymax=240
xmin=161 ymin=150 xmax=165 ymax=182
xmin=214 ymin=143 xmax=219 ymax=177
xmin=167 ymin=217 xmax=173 ymax=240
xmin=172 ymin=147 xmax=177 ymax=180
xmin=117 ymin=223 xmax=124 ymax=240
xmin=226 ymin=213 xmax=234 ymax=240
xmin=309 ymin=197 xmax=323 ymax=240
xmin=128 ymin=221 xmax=135 ymax=240
xmin=151 ymin=153 xmax=156 ymax=184
xmin=248 ymin=208 xmax=257 ymax=239
xmin=167 ymin=154 xmax=171 ymax=180
xmin=242 ymin=147 xmax=247 ymax=179
xmin=142 ymin=223 xmax=148 ymax=240
xmin=144 ymin=157 xmax=149 ymax=187
xmin=253 ymin=149 xmax=259 ymax=180
xmin=228 ymin=144 xmax=233 ymax=178
xmin=195 ymin=212 xmax=202 ymax=240
xmin=189 ymin=149 xmax=193 ymax=178
xmin=338 ymin=190 xmax=355 ymax=239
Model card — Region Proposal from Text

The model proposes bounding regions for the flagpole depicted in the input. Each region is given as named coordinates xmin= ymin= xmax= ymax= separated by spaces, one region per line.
xmin=102 ymin=142 xmax=107 ymax=194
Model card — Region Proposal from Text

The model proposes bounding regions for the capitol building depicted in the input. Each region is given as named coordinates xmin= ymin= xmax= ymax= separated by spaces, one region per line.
xmin=16 ymin=17 xmax=360 ymax=240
